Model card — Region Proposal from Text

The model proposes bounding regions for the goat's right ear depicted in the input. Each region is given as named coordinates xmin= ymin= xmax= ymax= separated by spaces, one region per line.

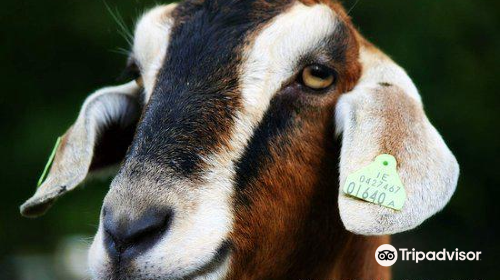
xmin=20 ymin=81 xmax=143 ymax=217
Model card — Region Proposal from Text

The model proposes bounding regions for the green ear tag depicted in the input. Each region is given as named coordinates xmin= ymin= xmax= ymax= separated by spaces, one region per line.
xmin=342 ymin=154 xmax=406 ymax=210
xmin=37 ymin=137 xmax=62 ymax=187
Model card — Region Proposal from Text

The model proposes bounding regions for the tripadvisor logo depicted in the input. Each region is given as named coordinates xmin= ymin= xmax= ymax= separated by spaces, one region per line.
xmin=375 ymin=244 xmax=398 ymax=266
xmin=375 ymin=244 xmax=482 ymax=266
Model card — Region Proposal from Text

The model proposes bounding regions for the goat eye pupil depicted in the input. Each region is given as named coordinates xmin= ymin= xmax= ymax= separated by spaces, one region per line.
xmin=300 ymin=64 xmax=336 ymax=90
xmin=309 ymin=65 xmax=330 ymax=79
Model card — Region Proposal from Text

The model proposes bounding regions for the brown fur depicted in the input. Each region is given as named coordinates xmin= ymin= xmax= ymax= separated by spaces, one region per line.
xmin=226 ymin=2 xmax=389 ymax=279
xmin=228 ymin=28 xmax=388 ymax=277
xmin=228 ymin=89 xmax=390 ymax=279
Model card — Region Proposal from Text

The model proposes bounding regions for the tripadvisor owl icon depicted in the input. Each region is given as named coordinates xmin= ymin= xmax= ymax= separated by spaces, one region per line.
xmin=375 ymin=244 xmax=398 ymax=266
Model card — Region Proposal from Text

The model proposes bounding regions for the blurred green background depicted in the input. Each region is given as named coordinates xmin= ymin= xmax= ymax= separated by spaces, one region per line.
xmin=0 ymin=0 xmax=498 ymax=279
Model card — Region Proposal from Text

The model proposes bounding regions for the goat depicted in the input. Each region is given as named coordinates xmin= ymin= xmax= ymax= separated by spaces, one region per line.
xmin=20 ymin=0 xmax=459 ymax=279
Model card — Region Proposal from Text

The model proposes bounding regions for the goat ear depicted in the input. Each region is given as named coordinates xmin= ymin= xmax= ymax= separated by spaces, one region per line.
xmin=335 ymin=43 xmax=459 ymax=235
xmin=20 ymin=81 xmax=142 ymax=217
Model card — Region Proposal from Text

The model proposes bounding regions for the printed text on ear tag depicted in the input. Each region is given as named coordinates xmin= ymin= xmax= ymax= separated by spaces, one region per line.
xmin=342 ymin=154 xmax=406 ymax=210
xmin=37 ymin=136 xmax=62 ymax=187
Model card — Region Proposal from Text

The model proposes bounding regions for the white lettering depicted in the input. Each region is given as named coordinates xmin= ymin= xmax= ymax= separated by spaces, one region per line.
xmin=395 ymin=248 xmax=481 ymax=263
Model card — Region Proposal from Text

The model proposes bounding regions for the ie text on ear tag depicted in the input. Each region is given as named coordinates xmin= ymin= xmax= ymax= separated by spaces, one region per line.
xmin=342 ymin=154 xmax=406 ymax=210
xmin=37 ymin=137 xmax=62 ymax=187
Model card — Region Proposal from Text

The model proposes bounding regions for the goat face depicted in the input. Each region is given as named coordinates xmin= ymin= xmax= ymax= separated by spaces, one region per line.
xmin=21 ymin=0 xmax=459 ymax=279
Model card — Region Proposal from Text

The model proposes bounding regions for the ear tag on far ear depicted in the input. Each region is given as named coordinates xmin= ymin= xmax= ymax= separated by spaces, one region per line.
xmin=342 ymin=154 xmax=406 ymax=210
xmin=37 ymin=137 xmax=62 ymax=187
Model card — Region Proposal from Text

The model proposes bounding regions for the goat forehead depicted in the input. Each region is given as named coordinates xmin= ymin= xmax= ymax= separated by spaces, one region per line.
xmin=155 ymin=0 xmax=298 ymax=94
xmin=126 ymin=0 xmax=295 ymax=175
xmin=133 ymin=0 xmax=347 ymax=94
xmin=135 ymin=0 xmax=342 ymax=96
xmin=124 ymin=1 xmax=347 ymax=178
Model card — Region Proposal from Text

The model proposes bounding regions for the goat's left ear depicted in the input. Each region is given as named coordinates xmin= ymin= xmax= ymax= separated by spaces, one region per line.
xmin=20 ymin=81 xmax=142 ymax=217
xmin=335 ymin=43 xmax=459 ymax=235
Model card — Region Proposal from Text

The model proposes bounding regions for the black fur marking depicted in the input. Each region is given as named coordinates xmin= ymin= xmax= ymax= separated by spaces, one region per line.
xmin=234 ymin=90 xmax=299 ymax=207
xmin=125 ymin=0 xmax=293 ymax=177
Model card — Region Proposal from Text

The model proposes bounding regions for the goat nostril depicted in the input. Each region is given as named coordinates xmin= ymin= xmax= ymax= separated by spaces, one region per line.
xmin=103 ymin=208 xmax=173 ymax=261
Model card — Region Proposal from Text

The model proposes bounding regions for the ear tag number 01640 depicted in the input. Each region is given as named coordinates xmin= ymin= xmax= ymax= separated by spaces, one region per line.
xmin=342 ymin=154 xmax=406 ymax=210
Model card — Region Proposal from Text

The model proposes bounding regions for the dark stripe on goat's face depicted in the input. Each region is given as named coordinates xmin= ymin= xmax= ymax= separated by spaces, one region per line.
xmin=227 ymin=6 xmax=361 ymax=276
xmin=124 ymin=0 xmax=293 ymax=177
xmin=233 ymin=91 xmax=297 ymax=206
xmin=234 ymin=20 xmax=359 ymax=206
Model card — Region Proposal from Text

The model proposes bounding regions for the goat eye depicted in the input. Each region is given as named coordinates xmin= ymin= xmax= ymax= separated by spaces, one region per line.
xmin=300 ymin=64 xmax=335 ymax=90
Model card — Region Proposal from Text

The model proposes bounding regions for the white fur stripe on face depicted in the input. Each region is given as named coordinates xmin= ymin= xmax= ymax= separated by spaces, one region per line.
xmin=168 ymin=1 xmax=344 ymax=276
xmin=133 ymin=4 xmax=177 ymax=99
xmin=177 ymin=3 xmax=343 ymax=277
xmin=239 ymin=3 xmax=339 ymax=127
